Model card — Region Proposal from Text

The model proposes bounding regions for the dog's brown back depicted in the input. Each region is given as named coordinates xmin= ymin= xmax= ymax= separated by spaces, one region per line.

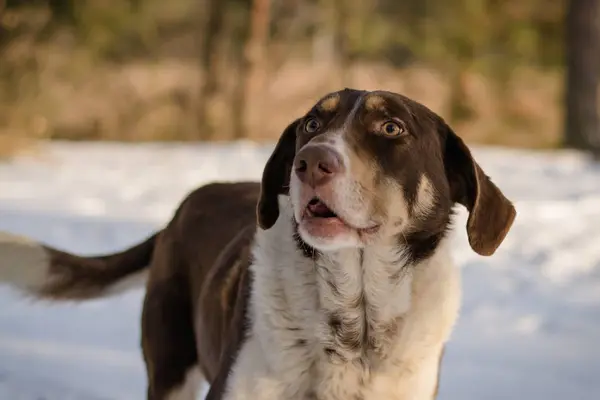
xmin=158 ymin=182 xmax=258 ymax=383
xmin=0 ymin=181 xmax=260 ymax=399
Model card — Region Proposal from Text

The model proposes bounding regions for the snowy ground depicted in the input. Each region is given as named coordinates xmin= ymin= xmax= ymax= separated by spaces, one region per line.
xmin=0 ymin=141 xmax=599 ymax=399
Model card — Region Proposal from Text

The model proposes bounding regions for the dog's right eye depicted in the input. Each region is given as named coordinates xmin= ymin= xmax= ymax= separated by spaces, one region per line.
xmin=304 ymin=118 xmax=321 ymax=133
xmin=380 ymin=121 xmax=405 ymax=138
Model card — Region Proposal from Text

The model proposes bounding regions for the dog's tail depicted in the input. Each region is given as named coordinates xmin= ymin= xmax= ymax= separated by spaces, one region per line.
xmin=0 ymin=231 xmax=158 ymax=301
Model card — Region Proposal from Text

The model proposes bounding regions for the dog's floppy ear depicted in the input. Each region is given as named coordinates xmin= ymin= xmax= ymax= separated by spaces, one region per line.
xmin=257 ymin=119 xmax=301 ymax=230
xmin=442 ymin=122 xmax=516 ymax=256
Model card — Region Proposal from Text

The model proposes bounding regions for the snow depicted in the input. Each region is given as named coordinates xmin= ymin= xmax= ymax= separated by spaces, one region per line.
xmin=1 ymin=141 xmax=599 ymax=399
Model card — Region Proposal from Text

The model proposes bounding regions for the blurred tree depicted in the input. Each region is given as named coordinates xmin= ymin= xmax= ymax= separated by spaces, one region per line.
xmin=0 ymin=0 xmax=580 ymax=146
xmin=564 ymin=0 xmax=600 ymax=155
xmin=47 ymin=0 xmax=76 ymax=25
xmin=332 ymin=0 xmax=351 ymax=87
xmin=269 ymin=0 xmax=303 ymax=70
xmin=196 ymin=0 xmax=226 ymax=139
xmin=229 ymin=0 xmax=252 ymax=140
xmin=241 ymin=0 xmax=271 ymax=138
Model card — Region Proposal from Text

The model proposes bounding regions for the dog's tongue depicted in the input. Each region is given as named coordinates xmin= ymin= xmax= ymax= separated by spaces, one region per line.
xmin=308 ymin=200 xmax=332 ymax=215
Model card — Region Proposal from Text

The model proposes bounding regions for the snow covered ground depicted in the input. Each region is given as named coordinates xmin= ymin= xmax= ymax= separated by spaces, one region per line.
xmin=0 ymin=141 xmax=599 ymax=399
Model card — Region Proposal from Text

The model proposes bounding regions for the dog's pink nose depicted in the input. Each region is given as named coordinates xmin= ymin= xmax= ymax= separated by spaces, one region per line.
xmin=294 ymin=145 xmax=344 ymax=187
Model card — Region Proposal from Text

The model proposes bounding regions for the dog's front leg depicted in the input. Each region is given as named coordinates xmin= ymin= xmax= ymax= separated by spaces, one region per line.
xmin=222 ymin=335 xmax=315 ymax=400
xmin=221 ymin=337 xmax=284 ymax=400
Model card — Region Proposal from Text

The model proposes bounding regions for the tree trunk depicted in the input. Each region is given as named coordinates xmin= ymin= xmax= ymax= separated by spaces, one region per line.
xmin=129 ymin=0 xmax=141 ymax=12
xmin=241 ymin=0 xmax=271 ymax=138
xmin=230 ymin=3 xmax=252 ymax=140
xmin=47 ymin=0 xmax=77 ymax=25
xmin=448 ymin=66 xmax=475 ymax=124
xmin=333 ymin=0 xmax=351 ymax=87
xmin=564 ymin=0 xmax=600 ymax=155
xmin=195 ymin=0 xmax=225 ymax=140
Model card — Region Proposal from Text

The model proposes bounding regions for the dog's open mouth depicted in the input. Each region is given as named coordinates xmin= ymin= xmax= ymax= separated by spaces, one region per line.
xmin=306 ymin=197 xmax=339 ymax=219
xmin=301 ymin=197 xmax=349 ymax=238
xmin=301 ymin=197 xmax=380 ymax=240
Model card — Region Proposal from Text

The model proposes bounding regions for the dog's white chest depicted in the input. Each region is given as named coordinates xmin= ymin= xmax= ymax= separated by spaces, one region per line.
xmin=223 ymin=220 xmax=460 ymax=400
xmin=314 ymin=354 xmax=443 ymax=400
xmin=225 ymin=326 xmax=445 ymax=400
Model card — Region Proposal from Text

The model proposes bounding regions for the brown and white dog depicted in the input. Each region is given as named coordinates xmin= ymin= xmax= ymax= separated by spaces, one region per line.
xmin=0 ymin=88 xmax=516 ymax=400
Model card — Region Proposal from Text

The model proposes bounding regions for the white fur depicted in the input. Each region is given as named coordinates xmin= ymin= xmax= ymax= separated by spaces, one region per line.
xmin=165 ymin=366 xmax=203 ymax=400
xmin=223 ymin=197 xmax=461 ymax=400
xmin=0 ymin=231 xmax=51 ymax=294
xmin=0 ymin=231 xmax=147 ymax=298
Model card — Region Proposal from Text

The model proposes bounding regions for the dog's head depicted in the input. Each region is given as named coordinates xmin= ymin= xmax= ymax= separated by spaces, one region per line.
xmin=257 ymin=88 xmax=516 ymax=258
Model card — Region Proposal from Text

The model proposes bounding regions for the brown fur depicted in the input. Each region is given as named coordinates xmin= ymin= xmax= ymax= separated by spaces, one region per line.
xmin=258 ymin=89 xmax=516 ymax=259
xmin=39 ymin=234 xmax=157 ymax=300
xmin=140 ymin=182 xmax=258 ymax=398
xmin=5 ymin=182 xmax=259 ymax=399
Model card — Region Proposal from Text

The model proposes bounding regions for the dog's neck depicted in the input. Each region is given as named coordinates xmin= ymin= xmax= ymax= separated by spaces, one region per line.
xmin=251 ymin=198 xmax=452 ymax=365
xmin=310 ymin=242 xmax=416 ymax=363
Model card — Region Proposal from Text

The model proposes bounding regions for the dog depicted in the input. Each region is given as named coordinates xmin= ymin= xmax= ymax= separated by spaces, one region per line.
xmin=0 ymin=88 xmax=516 ymax=400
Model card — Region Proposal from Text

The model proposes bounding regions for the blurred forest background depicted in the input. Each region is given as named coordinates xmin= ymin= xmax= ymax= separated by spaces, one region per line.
xmin=0 ymin=0 xmax=598 ymax=157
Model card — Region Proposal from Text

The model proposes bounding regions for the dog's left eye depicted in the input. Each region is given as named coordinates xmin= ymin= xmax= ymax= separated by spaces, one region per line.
xmin=304 ymin=118 xmax=321 ymax=133
xmin=381 ymin=121 xmax=404 ymax=137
